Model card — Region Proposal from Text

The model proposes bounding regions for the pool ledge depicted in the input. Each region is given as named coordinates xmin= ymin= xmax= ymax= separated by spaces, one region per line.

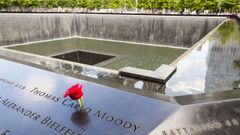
xmin=119 ymin=65 xmax=176 ymax=83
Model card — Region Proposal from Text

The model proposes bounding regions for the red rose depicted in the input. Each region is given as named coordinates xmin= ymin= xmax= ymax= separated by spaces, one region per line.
xmin=64 ymin=83 xmax=83 ymax=100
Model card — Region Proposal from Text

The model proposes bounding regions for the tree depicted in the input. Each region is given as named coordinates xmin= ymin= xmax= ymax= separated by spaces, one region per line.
xmin=154 ymin=0 xmax=170 ymax=11
xmin=75 ymin=0 xmax=88 ymax=9
xmin=219 ymin=0 xmax=239 ymax=13
xmin=43 ymin=0 xmax=58 ymax=9
xmin=0 ymin=0 xmax=238 ymax=13
xmin=190 ymin=0 xmax=204 ymax=14
xmin=107 ymin=0 xmax=121 ymax=9
xmin=138 ymin=0 xmax=154 ymax=11
xmin=203 ymin=0 xmax=219 ymax=13
xmin=29 ymin=0 xmax=41 ymax=9
xmin=11 ymin=0 xmax=21 ymax=8
xmin=176 ymin=0 xmax=186 ymax=14
xmin=57 ymin=0 xmax=68 ymax=8
xmin=18 ymin=0 xmax=33 ymax=9
xmin=87 ymin=0 xmax=102 ymax=10
xmin=102 ymin=0 xmax=109 ymax=8
xmin=121 ymin=0 xmax=134 ymax=10
xmin=0 ymin=0 xmax=11 ymax=10
xmin=168 ymin=0 xmax=178 ymax=11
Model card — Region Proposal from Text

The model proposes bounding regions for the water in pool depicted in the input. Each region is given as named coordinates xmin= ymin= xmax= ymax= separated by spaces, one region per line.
xmin=6 ymin=38 xmax=187 ymax=70
xmin=166 ymin=19 xmax=240 ymax=96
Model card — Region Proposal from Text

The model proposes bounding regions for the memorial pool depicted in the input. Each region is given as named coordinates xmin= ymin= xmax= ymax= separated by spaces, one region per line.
xmin=166 ymin=19 xmax=240 ymax=97
xmin=1 ymin=13 xmax=240 ymax=135
xmin=0 ymin=13 xmax=233 ymax=98
xmin=7 ymin=38 xmax=186 ymax=70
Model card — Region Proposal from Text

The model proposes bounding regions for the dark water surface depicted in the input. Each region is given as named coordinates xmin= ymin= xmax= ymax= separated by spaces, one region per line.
xmin=7 ymin=38 xmax=186 ymax=70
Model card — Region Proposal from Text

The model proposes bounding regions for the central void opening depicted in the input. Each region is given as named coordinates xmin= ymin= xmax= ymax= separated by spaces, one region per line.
xmin=7 ymin=38 xmax=187 ymax=70
xmin=52 ymin=50 xmax=115 ymax=65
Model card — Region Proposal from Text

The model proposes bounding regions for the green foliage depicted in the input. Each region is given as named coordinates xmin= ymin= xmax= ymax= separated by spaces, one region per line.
xmin=203 ymin=0 xmax=219 ymax=12
xmin=191 ymin=0 xmax=204 ymax=13
xmin=176 ymin=0 xmax=192 ymax=14
xmin=88 ymin=0 xmax=102 ymax=10
xmin=75 ymin=0 xmax=88 ymax=8
xmin=107 ymin=0 xmax=121 ymax=9
xmin=154 ymin=0 xmax=170 ymax=10
xmin=121 ymin=0 xmax=134 ymax=9
xmin=9 ymin=0 xmax=41 ymax=9
xmin=42 ymin=0 xmax=58 ymax=9
xmin=219 ymin=0 xmax=239 ymax=13
xmin=0 ymin=0 xmax=239 ymax=13
xmin=138 ymin=0 xmax=154 ymax=10
xmin=168 ymin=0 xmax=178 ymax=10
xmin=0 ymin=0 xmax=11 ymax=9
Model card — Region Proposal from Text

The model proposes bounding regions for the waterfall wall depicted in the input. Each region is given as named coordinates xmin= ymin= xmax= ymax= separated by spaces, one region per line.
xmin=0 ymin=13 xmax=226 ymax=48
xmin=0 ymin=14 xmax=77 ymax=45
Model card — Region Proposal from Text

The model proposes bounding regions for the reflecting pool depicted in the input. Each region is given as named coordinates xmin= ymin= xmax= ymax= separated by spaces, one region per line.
xmin=1 ymin=15 xmax=237 ymax=97
xmin=6 ymin=38 xmax=186 ymax=70
xmin=166 ymin=19 xmax=240 ymax=96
